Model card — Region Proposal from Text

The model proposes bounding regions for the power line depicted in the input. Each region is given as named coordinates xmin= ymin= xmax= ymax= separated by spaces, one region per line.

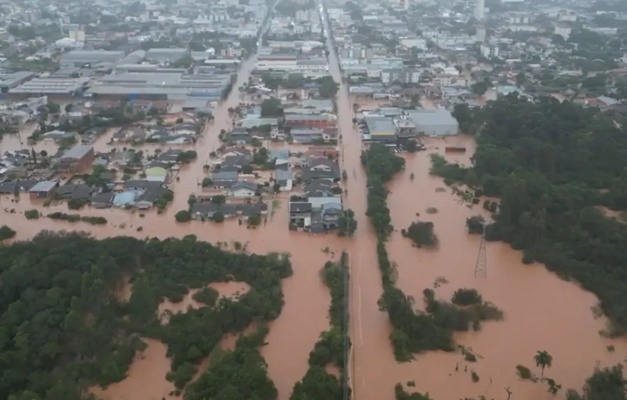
xmin=474 ymin=233 xmax=487 ymax=278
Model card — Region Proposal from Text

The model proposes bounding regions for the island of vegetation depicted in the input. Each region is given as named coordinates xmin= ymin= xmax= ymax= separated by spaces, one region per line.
xmin=0 ymin=231 xmax=292 ymax=400
xmin=290 ymin=252 xmax=350 ymax=400
xmin=361 ymin=144 xmax=503 ymax=363
xmin=0 ymin=225 xmax=16 ymax=241
xmin=434 ymin=94 xmax=627 ymax=337
xmin=401 ymin=221 xmax=438 ymax=248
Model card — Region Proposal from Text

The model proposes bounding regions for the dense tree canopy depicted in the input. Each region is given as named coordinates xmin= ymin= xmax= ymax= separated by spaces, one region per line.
xmin=0 ymin=232 xmax=292 ymax=399
xmin=436 ymin=94 xmax=627 ymax=334
xmin=260 ymin=98 xmax=283 ymax=118
xmin=566 ymin=364 xmax=627 ymax=400
xmin=317 ymin=76 xmax=339 ymax=99
xmin=337 ymin=209 xmax=357 ymax=236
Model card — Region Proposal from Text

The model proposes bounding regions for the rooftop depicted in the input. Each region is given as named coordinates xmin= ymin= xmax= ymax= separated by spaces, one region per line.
xmin=29 ymin=180 xmax=58 ymax=193
xmin=364 ymin=116 xmax=396 ymax=136
xmin=10 ymin=77 xmax=89 ymax=94
xmin=61 ymin=144 xmax=93 ymax=160
xmin=406 ymin=109 xmax=458 ymax=126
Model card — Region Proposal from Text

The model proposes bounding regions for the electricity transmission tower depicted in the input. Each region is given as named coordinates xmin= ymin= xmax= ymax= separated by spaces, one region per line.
xmin=474 ymin=233 xmax=487 ymax=278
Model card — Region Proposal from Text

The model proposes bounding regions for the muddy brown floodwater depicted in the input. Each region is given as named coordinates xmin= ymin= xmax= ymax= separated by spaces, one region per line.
xmin=320 ymin=7 xmax=627 ymax=400
xmin=2 ymin=5 xmax=626 ymax=400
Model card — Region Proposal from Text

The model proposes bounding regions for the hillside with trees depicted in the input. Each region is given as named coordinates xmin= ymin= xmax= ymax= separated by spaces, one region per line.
xmin=0 ymin=232 xmax=292 ymax=400
xmin=437 ymin=94 xmax=627 ymax=335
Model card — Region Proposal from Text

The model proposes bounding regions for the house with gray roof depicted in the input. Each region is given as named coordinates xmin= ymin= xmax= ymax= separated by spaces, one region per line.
xmin=211 ymin=170 xmax=239 ymax=188
xmin=274 ymin=165 xmax=293 ymax=191
xmin=29 ymin=180 xmax=59 ymax=198
xmin=229 ymin=181 xmax=258 ymax=198
xmin=191 ymin=201 xmax=267 ymax=220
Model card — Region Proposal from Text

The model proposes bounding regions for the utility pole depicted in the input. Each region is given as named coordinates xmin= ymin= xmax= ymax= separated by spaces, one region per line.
xmin=474 ymin=233 xmax=487 ymax=278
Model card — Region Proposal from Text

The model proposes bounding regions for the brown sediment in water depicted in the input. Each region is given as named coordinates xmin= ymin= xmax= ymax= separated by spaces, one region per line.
xmin=157 ymin=281 xmax=251 ymax=319
xmin=319 ymin=14 xmax=627 ymax=399
xmin=90 ymin=338 xmax=179 ymax=400
xmin=362 ymin=137 xmax=627 ymax=400
xmin=5 ymin=14 xmax=627 ymax=400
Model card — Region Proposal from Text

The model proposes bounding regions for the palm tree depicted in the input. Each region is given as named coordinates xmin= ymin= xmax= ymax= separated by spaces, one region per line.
xmin=534 ymin=350 xmax=553 ymax=377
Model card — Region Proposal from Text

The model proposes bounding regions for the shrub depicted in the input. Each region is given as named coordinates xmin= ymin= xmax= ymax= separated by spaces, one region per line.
xmin=522 ymin=251 xmax=534 ymax=264
xmin=402 ymin=221 xmax=438 ymax=248
xmin=451 ymin=288 xmax=483 ymax=306
xmin=201 ymin=177 xmax=213 ymax=187
xmin=0 ymin=225 xmax=16 ymax=241
xmin=213 ymin=211 xmax=225 ymax=223
xmin=248 ymin=214 xmax=262 ymax=226
xmin=68 ymin=198 xmax=87 ymax=210
xmin=161 ymin=189 xmax=174 ymax=202
xmin=192 ymin=287 xmax=220 ymax=306
xmin=81 ymin=216 xmax=107 ymax=225
xmin=47 ymin=212 xmax=79 ymax=222
xmin=465 ymin=352 xmax=477 ymax=362
xmin=466 ymin=216 xmax=485 ymax=234
xmin=25 ymin=209 xmax=40 ymax=220
xmin=471 ymin=371 xmax=480 ymax=383
xmin=175 ymin=210 xmax=191 ymax=222
xmin=516 ymin=365 xmax=532 ymax=380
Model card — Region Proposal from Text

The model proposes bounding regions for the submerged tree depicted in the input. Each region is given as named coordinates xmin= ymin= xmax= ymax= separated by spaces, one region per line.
xmin=534 ymin=350 xmax=553 ymax=377
xmin=337 ymin=209 xmax=357 ymax=236
xmin=402 ymin=221 xmax=438 ymax=248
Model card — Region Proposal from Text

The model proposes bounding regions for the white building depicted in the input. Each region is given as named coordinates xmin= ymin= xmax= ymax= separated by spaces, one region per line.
xmin=480 ymin=44 xmax=499 ymax=58
xmin=554 ymin=24 xmax=572 ymax=40
xmin=407 ymin=109 xmax=459 ymax=136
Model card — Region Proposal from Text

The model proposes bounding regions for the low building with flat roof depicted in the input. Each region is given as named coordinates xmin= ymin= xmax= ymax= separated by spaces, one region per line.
xmin=60 ymin=50 xmax=125 ymax=67
xmin=87 ymin=71 xmax=232 ymax=102
xmin=0 ymin=71 xmax=37 ymax=92
xmin=406 ymin=109 xmax=459 ymax=136
xmin=9 ymin=77 xmax=89 ymax=99
xmin=364 ymin=116 xmax=396 ymax=143
xmin=145 ymin=48 xmax=189 ymax=64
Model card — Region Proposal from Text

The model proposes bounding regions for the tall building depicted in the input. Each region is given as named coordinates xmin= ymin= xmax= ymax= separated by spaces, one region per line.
xmin=475 ymin=25 xmax=486 ymax=43
xmin=475 ymin=0 xmax=485 ymax=20
xmin=400 ymin=0 xmax=409 ymax=11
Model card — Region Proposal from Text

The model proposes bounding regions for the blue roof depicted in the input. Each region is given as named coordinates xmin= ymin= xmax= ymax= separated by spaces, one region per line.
xmin=270 ymin=149 xmax=289 ymax=160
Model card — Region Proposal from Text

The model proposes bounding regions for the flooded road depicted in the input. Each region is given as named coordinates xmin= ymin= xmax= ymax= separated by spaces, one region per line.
xmin=2 ymin=3 xmax=626 ymax=400
xmin=320 ymin=3 xmax=627 ymax=400
xmin=1 ymin=6 xmax=334 ymax=400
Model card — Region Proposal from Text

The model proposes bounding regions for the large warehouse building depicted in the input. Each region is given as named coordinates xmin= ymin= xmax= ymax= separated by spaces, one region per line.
xmin=86 ymin=71 xmax=233 ymax=102
xmin=60 ymin=50 xmax=125 ymax=68
xmin=8 ymin=77 xmax=89 ymax=99
xmin=407 ymin=109 xmax=459 ymax=136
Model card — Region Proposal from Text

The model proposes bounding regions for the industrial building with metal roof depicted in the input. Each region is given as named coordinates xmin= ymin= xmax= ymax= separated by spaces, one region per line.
xmin=87 ymin=71 xmax=233 ymax=101
xmin=9 ymin=77 xmax=89 ymax=97
xmin=406 ymin=108 xmax=459 ymax=136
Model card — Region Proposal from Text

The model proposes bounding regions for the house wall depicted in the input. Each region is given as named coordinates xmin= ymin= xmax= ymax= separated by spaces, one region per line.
xmin=30 ymin=190 xmax=51 ymax=199
xmin=417 ymin=122 xmax=459 ymax=136
xmin=285 ymin=119 xmax=334 ymax=128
